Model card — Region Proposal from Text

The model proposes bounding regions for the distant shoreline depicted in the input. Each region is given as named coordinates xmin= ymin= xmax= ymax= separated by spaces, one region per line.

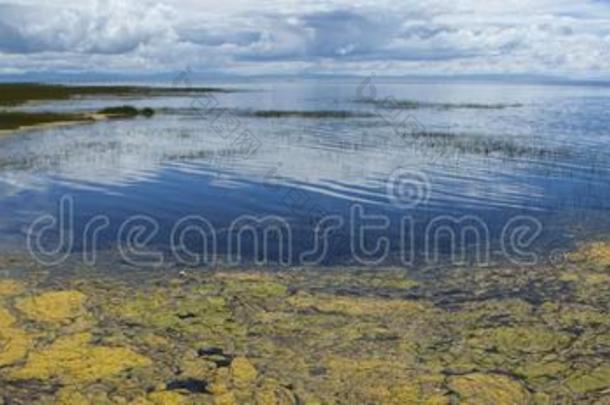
xmin=0 ymin=83 xmax=234 ymax=135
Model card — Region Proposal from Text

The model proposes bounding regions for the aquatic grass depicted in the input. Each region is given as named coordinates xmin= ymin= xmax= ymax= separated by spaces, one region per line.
xmin=357 ymin=97 xmax=524 ymax=110
xmin=0 ymin=83 xmax=234 ymax=106
xmin=250 ymin=110 xmax=375 ymax=119
xmin=403 ymin=130 xmax=567 ymax=158
xmin=162 ymin=146 xmax=252 ymax=161
xmin=98 ymin=106 xmax=140 ymax=117
xmin=97 ymin=105 xmax=155 ymax=118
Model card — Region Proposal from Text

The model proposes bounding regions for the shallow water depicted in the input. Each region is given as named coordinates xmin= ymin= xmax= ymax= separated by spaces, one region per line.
xmin=2 ymin=77 xmax=610 ymax=403
xmin=0 ymin=78 xmax=609 ymax=268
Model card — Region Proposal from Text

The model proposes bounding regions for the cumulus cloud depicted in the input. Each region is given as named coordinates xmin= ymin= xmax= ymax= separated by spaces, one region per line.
xmin=0 ymin=0 xmax=609 ymax=77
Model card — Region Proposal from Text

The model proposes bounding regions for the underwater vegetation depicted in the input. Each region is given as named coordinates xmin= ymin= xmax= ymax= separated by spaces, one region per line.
xmin=401 ymin=130 xmax=567 ymax=159
xmin=98 ymin=106 xmax=156 ymax=118
xmin=0 ymin=241 xmax=609 ymax=403
xmin=358 ymin=98 xmax=524 ymax=110
xmin=250 ymin=110 xmax=375 ymax=119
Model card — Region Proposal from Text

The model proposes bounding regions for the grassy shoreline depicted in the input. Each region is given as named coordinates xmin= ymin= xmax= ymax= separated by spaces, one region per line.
xmin=0 ymin=107 xmax=155 ymax=134
xmin=0 ymin=83 xmax=233 ymax=107
xmin=0 ymin=82 xmax=227 ymax=135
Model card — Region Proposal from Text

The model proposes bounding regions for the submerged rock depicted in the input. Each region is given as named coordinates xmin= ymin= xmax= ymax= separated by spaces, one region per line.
xmin=166 ymin=377 xmax=208 ymax=393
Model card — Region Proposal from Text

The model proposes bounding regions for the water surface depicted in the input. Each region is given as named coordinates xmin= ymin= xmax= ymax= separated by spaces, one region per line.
xmin=0 ymin=78 xmax=609 ymax=268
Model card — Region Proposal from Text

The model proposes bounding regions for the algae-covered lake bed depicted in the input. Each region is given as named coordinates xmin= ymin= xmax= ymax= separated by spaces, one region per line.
xmin=0 ymin=241 xmax=609 ymax=404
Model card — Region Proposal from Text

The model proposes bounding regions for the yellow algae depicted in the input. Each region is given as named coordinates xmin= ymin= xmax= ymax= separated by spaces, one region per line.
xmin=0 ymin=279 xmax=24 ymax=296
xmin=0 ymin=306 xmax=15 ymax=328
xmin=131 ymin=399 xmax=152 ymax=405
xmin=231 ymin=356 xmax=258 ymax=385
xmin=569 ymin=242 xmax=610 ymax=267
xmin=565 ymin=365 xmax=610 ymax=394
xmin=107 ymin=290 xmax=239 ymax=336
xmin=424 ymin=394 xmax=451 ymax=405
xmin=451 ymin=299 xmax=534 ymax=327
xmin=140 ymin=333 xmax=172 ymax=348
xmin=319 ymin=356 xmax=426 ymax=403
xmin=10 ymin=332 xmax=151 ymax=383
xmin=0 ymin=263 xmax=609 ymax=402
xmin=255 ymin=388 xmax=277 ymax=405
xmin=255 ymin=379 xmax=285 ymax=405
xmin=516 ymin=361 xmax=569 ymax=383
xmin=180 ymin=360 xmax=212 ymax=382
xmin=223 ymin=280 xmax=288 ymax=299
xmin=448 ymin=373 xmax=531 ymax=404
xmin=360 ymin=270 xmax=419 ymax=290
xmin=208 ymin=381 xmax=230 ymax=396
xmin=147 ymin=391 xmax=187 ymax=405
xmin=56 ymin=387 xmax=89 ymax=405
xmin=0 ymin=301 xmax=30 ymax=368
xmin=560 ymin=271 xmax=610 ymax=285
xmin=387 ymin=385 xmax=422 ymax=404
xmin=353 ymin=383 xmax=422 ymax=404
xmin=560 ymin=308 xmax=610 ymax=327
xmin=16 ymin=290 xmax=87 ymax=323
xmin=313 ymin=269 xmax=419 ymax=291
xmin=325 ymin=356 xmax=411 ymax=377
xmin=532 ymin=393 xmax=552 ymax=405
xmin=214 ymin=272 xmax=280 ymax=283
xmin=0 ymin=326 xmax=31 ymax=367
xmin=214 ymin=392 xmax=236 ymax=405
xmin=287 ymin=292 xmax=429 ymax=316
xmin=468 ymin=326 xmax=571 ymax=354
xmin=212 ymin=272 xmax=288 ymax=298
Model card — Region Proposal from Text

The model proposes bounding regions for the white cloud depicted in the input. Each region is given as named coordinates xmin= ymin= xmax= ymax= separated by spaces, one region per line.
xmin=0 ymin=0 xmax=609 ymax=77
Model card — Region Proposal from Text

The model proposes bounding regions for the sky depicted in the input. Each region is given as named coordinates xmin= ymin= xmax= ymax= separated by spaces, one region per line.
xmin=0 ymin=0 xmax=609 ymax=78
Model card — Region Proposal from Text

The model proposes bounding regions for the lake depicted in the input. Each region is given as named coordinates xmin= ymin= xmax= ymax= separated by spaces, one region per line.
xmin=1 ymin=77 xmax=609 ymax=270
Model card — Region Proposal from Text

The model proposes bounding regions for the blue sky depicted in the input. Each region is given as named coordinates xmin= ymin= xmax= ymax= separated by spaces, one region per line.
xmin=1 ymin=0 xmax=609 ymax=78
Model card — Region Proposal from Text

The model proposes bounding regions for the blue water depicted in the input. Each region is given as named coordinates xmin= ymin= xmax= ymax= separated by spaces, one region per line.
xmin=0 ymin=78 xmax=609 ymax=268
